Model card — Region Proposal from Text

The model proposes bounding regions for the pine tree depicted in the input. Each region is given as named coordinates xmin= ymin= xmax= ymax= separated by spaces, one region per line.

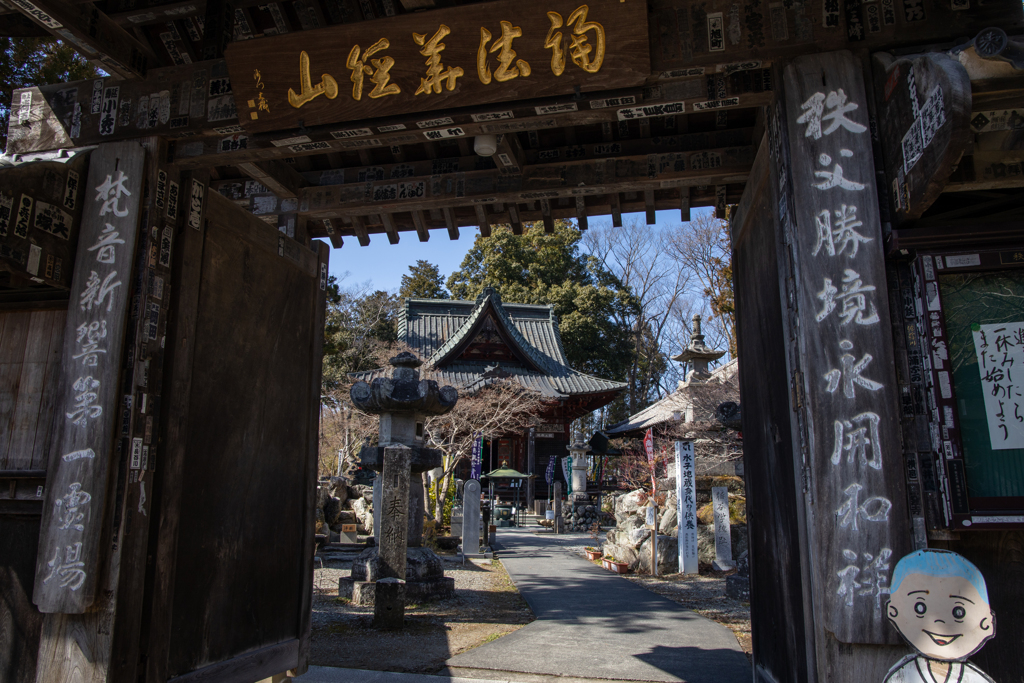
xmin=399 ymin=259 xmax=448 ymax=299
xmin=446 ymin=221 xmax=638 ymax=387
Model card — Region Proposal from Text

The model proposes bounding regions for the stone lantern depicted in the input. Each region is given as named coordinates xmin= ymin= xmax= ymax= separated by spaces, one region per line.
xmin=672 ymin=315 xmax=726 ymax=384
xmin=563 ymin=427 xmax=594 ymax=532
xmin=341 ymin=352 xmax=459 ymax=614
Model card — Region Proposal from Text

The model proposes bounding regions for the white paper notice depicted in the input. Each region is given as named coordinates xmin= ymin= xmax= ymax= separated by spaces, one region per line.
xmin=971 ymin=321 xmax=1024 ymax=450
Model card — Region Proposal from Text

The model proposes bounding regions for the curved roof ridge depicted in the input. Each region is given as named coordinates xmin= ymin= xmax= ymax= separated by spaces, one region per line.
xmin=425 ymin=288 xmax=556 ymax=374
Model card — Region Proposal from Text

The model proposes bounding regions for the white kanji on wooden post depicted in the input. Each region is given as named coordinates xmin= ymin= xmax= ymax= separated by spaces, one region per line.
xmin=33 ymin=141 xmax=144 ymax=614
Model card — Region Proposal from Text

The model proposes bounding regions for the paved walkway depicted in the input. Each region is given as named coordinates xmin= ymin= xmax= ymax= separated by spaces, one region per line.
xmin=443 ymin=528 xmax=750 ymax=683
xmin=297 ymin=528 xmax=750 ymax=683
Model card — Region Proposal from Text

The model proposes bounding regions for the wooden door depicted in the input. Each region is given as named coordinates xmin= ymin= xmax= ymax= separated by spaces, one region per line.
xmin=0 ymin=307 xmax=66 ymax=683
xmin=145 ymin=188 xmax=327 ymax=683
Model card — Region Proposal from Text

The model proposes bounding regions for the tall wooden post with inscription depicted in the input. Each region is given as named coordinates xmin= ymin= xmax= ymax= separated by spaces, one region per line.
xmin=733 ymin=50 xmax=914 ymax=683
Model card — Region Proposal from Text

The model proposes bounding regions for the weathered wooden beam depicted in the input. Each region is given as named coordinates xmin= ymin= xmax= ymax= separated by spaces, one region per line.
xmin=322 ymin=218 xmax=344 ymax=248
xmin=308 ymin=184 xmax=742 ymax=242
xmin=6 ymin=0 xmax=152 ymax=78
xmin=398 ymin=0 xmax=434 ymax=10
xmin=610 ymin=192 xmax=622 ymax=227
xmin=715 ymin=185 xmax=727 ymax=219
xmin=442 ymin=207 xmax=459 ymax=240
xmin=508 ymin=204 xmax=523 ymax=235
xmin=945 ymin=151 xmax=1024 ymax=191
xmin=540 ymin=199 xmax=554 ymax=233
xmin=382 ymin=212 xmax=399 ymax=244
xmin=474 ymin=204 xmax=491 ymax=237
xmin=644 ymin=188 xmax=656 ymax=225
xmin=575 ymin=196 xmax=589 ymax=231
xmin=412 ymin=210 xmax=430 ymax=242
xmin=679 ymin=187 xmax=691 ymax=222
xmin=494 ymin=133 xmax=525 ymax=174
xmin=300 ymin=149 xmax=754 ymax=220
xmin=351 ymin=216 xmax=370 ymax=246
xmin=236 ymin=159 xmax=307 ymax=199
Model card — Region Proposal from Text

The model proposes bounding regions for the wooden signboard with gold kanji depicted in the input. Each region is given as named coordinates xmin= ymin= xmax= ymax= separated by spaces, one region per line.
xmin=225 ymin=0 xmax=649 ymax=134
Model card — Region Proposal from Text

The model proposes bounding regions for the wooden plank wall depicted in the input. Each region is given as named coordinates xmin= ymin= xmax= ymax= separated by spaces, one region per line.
xmin=731 ymin=135 xmax=814 ymax=683
xmin=0 ymin=307 xmax=66 ymax=683
xmin=0 ymin=308 xmax=66 ymax=472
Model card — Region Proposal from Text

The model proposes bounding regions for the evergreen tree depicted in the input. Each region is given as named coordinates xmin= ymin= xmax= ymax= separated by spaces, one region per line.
xmin=399 ymin=259 xmax=448 ymax=299
xmin=447 ymin=221 xmax=637 ymax=387
xmin=321 ymin=280 xmax=400 ymax=401
xmin=1 ymin=39 xmax=98 ymax=152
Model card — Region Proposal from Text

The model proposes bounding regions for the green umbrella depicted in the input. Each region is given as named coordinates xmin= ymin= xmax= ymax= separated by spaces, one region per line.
xmin=482 ymin=461 xmax=534 ymax=526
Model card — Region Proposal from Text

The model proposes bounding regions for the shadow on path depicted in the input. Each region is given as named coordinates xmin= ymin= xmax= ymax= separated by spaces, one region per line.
xmin=443 ymin=528 xmax=751 ymax=683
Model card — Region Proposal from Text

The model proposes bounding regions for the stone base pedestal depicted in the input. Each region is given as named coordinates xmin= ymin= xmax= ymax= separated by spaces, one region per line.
xmin=562 ymin=501 xmax=599 ymax=532
xmin=341 ymin=546 xmax=455 ymax=606
xmin=373 ymin=578 xmax=406 ymax=629
xmin=725 ymin=574 xmax=750 ymax=601
xmin=341 ymin=576 xmax=456 ymax=605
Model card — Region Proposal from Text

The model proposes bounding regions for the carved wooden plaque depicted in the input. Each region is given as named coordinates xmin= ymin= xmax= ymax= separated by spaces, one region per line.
xmin=225 ymin=0 xmax=650 ymax=134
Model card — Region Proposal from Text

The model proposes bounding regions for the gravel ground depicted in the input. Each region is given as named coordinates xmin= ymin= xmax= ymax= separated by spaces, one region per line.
xmin=308 ymin=547 xmax=534 ymax=673
xmin=560 ymin=540 xmax=752 ymax=656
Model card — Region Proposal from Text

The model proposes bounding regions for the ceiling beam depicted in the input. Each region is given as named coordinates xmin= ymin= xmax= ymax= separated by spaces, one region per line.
xmin=299 ymin=148 xmax=754 ymax=220
xmin=236 ymin=159 xmax=308 ymax=199
xmin=6 ymin=0 xmax=153 ymax=78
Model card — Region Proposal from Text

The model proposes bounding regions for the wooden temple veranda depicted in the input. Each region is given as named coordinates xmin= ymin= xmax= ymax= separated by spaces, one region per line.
xmin=0 ymin=0 xmax=1022 ymax=680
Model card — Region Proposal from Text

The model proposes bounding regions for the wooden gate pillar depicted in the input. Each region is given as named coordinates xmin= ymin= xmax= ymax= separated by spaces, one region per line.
xmin=734 ymin=50 xmax=915 ymax=683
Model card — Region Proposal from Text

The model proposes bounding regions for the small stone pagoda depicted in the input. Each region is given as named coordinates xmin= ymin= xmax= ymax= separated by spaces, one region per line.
xmin=341 ymin=352 xmax=459 ymax=606
xmin=672 ymin=315 xmax=727 ymax=383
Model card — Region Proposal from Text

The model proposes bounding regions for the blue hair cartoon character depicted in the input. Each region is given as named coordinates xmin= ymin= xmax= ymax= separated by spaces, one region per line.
xmin=885 ymin=549 xmax=996 ymax=683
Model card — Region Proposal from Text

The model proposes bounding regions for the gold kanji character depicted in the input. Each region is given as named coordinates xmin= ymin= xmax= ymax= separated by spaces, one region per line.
xmin=544 ymin=12 xmax=566 ymax=76
xmin=567 ymin=5 xmax=605 ymax=73
xmin=546 ymin=5 xmax=606 ymax=75
xmin=413 ymin=25 xmax=464 ymax=95
xmin=288 ymin=51 xmax=339 ymax=108
xmin=347 ymin=38 xmax=401 ymax=100
xmin=477 ymin=21 xmax=531 ymax=84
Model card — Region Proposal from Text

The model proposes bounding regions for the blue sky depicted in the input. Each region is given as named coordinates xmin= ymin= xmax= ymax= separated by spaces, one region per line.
xmin=323 ymin=209 xmax=687 ymax=293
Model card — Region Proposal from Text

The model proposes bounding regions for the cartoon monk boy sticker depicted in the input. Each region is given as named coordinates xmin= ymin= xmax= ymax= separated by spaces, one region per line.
xmin=885 ymin=549 xmax=997 ymax=683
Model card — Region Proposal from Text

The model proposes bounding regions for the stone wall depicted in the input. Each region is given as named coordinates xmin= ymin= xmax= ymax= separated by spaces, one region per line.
xmin=316 ymin=477 xmax=374 ymax=536
xmin=601 ymin=476 xmax=748 ymax=574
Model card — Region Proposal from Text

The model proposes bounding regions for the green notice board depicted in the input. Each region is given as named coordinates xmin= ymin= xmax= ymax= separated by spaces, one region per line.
xmin=939 ymin=271 xmax=1024 ymax=499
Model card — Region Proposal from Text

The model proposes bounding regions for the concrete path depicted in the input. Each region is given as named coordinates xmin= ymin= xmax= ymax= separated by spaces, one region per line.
xmin=443 ymin=528 xmax=751 ymax=683
xmin=296 ymin=667 xmax=512 ymax=683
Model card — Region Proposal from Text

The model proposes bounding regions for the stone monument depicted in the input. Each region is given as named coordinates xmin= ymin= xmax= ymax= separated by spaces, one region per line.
xmin=340 ymin=353 xmax=459 ymax=609
xmin=712 ymin=486 xmax=734 ymax=571
xmin=375 ymin=445 xmax=410 ymax=628
xmin=462 ymin=479 xmax=481 ymax=557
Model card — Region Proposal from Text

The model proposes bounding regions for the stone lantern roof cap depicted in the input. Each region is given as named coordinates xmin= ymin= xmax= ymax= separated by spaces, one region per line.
xmin=350 ymin=353 xmax=458 ymax=416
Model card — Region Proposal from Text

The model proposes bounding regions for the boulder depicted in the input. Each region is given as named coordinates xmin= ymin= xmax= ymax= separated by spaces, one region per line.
xmin=323 ymin=496 xmax=345 ymax=526
xmin=637 ymin=535 xmax=678 ymax=574
xmin=601 ymin=542 xmax=639 ymax=571
xmin=350 ymin=496 xmax=370 ymax=525
xmin=330 ymin=477 xmax=349 ymax=504
xmin=697 ymin=523 xmax=748 ymax=566
xmin=659 ymin=505 xmax=677 ymax=531
xmin=616 ymin=490 xmax=645 ymax=515
xmin=316 ymin=484 xmax=331 ymax=510
xmin=626 ymin=527 xmax=650 ymax=548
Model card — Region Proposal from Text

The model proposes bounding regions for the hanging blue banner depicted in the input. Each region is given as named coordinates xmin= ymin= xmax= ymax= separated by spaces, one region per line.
xmin=545 ymin=455 xmax=555 ymax=485
xmin=470 ymin=433 xmax=483 ymax=480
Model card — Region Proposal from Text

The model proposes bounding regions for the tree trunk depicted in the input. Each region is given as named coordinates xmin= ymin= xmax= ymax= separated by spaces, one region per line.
xmin=436 ymin=473 xmax=452 ymax=525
